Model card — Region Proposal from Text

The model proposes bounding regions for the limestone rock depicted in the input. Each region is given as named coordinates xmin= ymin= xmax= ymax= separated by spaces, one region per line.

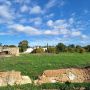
xmin=35 ymin=68 xmax=90 ymax=84
xmin=0 ymin=71 xmax=32 ymax=86
xmin=17 ymin=76 xmax=32 ymax=85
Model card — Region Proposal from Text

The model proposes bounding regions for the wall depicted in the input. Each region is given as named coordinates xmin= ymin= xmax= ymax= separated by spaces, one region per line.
xmin=8 ymin=47 xmax=19 ymax=56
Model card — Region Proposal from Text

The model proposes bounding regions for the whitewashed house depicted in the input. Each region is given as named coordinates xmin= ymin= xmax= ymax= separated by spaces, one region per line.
xmin=42 ymin=48 xmax=47 ymax=52
xmin=24 ymin=46 xmax=47 ymax=54
xmin=23 ymin=48 xmax=34 ymax=53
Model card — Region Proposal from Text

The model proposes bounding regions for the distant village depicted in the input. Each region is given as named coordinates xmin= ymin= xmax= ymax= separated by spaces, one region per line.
xmin=0 ymin=45 xmax=48 ymax=56
xmin=0 ymin=40 xmax=90 ymax=57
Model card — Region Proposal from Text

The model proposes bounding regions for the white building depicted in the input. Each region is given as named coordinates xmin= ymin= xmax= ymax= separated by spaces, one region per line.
xmin=24 ymin=47 xmax=47 ymax=53
xmin=42 ymin=48 xmax=47 ymax=51
xmin=23 ymin=48 xmax=34 ymax=53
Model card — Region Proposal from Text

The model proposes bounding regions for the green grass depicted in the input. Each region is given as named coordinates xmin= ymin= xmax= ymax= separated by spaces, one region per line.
xmin=0 ymin=83 xmax=90 ymax=90
xmin=0 ymin=53 xmax=90 ymax=89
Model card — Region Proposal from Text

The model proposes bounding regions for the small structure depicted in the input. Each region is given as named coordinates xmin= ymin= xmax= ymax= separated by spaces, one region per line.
xmin=24 ymin=47 xmax=47 ymax=54
xmin=23 ymin=48 xmax=34 ymax=53
xmin=0 ymin=47 xmax=19 ymax=56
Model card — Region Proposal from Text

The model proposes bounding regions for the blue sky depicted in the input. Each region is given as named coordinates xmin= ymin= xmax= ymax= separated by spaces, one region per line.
xmin=0 ymin=0 xmax=90 ymax=46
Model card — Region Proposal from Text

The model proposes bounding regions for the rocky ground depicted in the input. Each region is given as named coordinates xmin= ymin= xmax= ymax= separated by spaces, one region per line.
xmin=0 ymin=68 xmax=89 ymax=87
xmin=35 ymin=68 xmax=90 ymax=84
xmin=0 ymin=71 xmax=32 ymax=86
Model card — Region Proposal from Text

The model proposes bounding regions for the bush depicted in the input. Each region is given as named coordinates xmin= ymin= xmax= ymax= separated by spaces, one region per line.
xmin=47 ymin=47 xmax=56 ymax=53
xmin=32 ymin=48 xmax=44 ymax=53
xmin=68 ymin=48 xmax=75 ymax=53
xmin=78 ymin=48 xmax=85 ymax=53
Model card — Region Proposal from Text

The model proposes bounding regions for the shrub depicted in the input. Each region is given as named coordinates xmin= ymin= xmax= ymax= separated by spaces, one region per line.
xmin=79 ymin=48 xmax=85 ymax=53
xmin=68 ymin=47 xmax=75 ymax=53
xmin=47 ymin=47 xmax=56 ymax=53
xmin=32 ymin=48 xmax=44 ymax=53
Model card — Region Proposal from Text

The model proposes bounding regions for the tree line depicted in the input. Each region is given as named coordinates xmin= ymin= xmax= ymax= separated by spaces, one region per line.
xmin=1 ymin=40 xmax=90 ymax=53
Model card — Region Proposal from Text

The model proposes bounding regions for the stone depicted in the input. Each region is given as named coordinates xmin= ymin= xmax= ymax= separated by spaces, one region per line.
xmin=17 ymin=76 xmax=32 ymax=85
xmin=0 ymin=71 xmax=32 ymax=86
xmin=68 ymin=72 xmax=76 ymax=80
xmin=35 ymin=68 xmax=90 ymax=84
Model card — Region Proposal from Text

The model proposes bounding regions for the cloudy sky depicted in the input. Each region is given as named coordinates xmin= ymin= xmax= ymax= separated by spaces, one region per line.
xmin=0 ymin=0 xmax=90 ymax=46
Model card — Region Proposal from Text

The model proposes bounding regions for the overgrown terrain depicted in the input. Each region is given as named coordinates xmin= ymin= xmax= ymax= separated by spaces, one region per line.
xmin=0 ymin=53 xmax=90 ymax=89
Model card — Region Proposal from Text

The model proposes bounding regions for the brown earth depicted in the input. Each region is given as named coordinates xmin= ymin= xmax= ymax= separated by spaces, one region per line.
xmin=35 ymin=68 xmax=90 ymax=84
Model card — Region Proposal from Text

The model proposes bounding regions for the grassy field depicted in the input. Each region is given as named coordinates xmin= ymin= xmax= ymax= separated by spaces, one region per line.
xmin=0 ymin=53 xmax=90 ymax=89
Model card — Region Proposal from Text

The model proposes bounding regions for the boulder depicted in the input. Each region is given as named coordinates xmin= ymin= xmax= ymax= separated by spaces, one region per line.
xmin=0 ymin=71 xmax=32 ymax=86
xmin=35 ymin=68 xmax=90 ymax=84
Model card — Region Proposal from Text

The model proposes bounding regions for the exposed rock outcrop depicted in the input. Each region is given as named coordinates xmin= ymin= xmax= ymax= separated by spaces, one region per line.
xmin=35 ymin=68 xmax=90 ymax=84
xmin=0 ymin=71 xmax=32 ymax=86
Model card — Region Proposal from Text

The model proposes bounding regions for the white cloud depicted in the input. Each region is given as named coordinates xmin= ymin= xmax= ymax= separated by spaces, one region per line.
xmin=20 ymin=5 xmax=29 ymax=12
xmin=47 ymin=19 xmax=68 ymax=29
xmin=8 ymin=24 xmax=42 ymax=35
xmin=0 ymin=31 xmax=14 ymax=35
xmin=0 ymin=32 xmax=9 ymax=35
xmin=47 ymin=20 xmax=53 ymax=26
xmin=19 ymin=18 xmax=27 ymax=23
xmin=84 ymin=9 xmax=89 ymax=14
xmin=45 ymin=0 xmax=57 ymax=9
xmin=54 ymin=20 xmax=67 ymax=27
xmin=44 ymin=30 xmax=58 ymax=35
xmin=14 ymin=0 xmax=31 ymax=4
xmin=46 ymin=18 xmax=88 ymax=39
xmin=81 ymin=35 xmax=88 ymax=39
xmin=58 ymin=0 xmax=65 ymax=7
xmin=0 ymin=5 xmax=13 ymax=19
xmin=8 ymin=23 xmax=69 ymax=36
xmin=46 ymin=13 xmax=54 ymax=18
xmin=30 ymin=5 xmax=42 ymax=14
xmin=45 ymin=0 xmax=65 ymax=10
xmin=71 ymin=31 xmax=81 ymax=36
xmin=0 ymin=0 xmax=11 ymax=5
xmin=69 ymin=18 xmax=74 ymax=24
xmin=29 ymin=17 xmax=42 ymax=25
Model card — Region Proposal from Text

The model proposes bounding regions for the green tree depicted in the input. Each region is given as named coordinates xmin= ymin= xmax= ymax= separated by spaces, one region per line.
xmin=76 ymin=45 xmax=81 ymax=49
xmin=8 ymin=45 xmax=16 ymax=47
xmin=18 ymin=40 xmax=29 ymax=52
xmin=56 ymin=43 xmax=66 ymax=52
xmin=84 ymin=45 xmax=90 ymax=52
xmin=75 ymin=45 xmax=82 ymax=52
xmin=0 ymin=43 xmax=2 ymax=46
xmin=68 ymin=44 xmax=75 ymax=48
xmin=68 ymin=44 xmax=76 ymax=53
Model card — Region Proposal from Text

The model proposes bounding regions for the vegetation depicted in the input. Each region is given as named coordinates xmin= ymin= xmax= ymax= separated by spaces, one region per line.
xmin=47 ymin=47 xmax=56 ymax=53
xmin=0 ymin=53 xmax=90 ymax=79
xmin=84 ymin=45 xmax=90 ymax=52
xmin=0 ymin=53 xmax=90 ymax=89
xmin=0 ymin=40 xmax=90 ymax=89
xmin=18 ymin=40 xmax=29 ymax=52
xmin=32 ymin=48 xmax=44 ymax=53
xmin=56 ymin=43 xmax=66 ymax=52
xmin=0 ymin=43 xmax=2 ymax=46
xmin=0 ymin=83 xmax=89 ymax=90
xmin=1 ymin=40 xmax=90 ymax=54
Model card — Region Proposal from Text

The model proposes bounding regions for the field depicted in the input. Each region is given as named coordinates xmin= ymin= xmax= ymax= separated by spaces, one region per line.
xmin=0 ymin=53 xmax=90 ymax=89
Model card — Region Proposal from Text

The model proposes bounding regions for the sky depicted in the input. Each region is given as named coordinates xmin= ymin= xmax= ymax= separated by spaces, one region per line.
xmin=0 ymin=0 xmax=90 ymax=46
